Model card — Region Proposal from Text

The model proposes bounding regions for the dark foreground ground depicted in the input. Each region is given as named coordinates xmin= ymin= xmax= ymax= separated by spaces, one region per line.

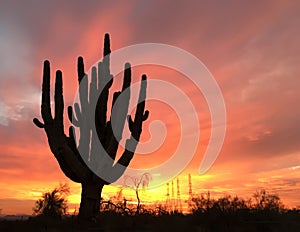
xmin=1 ymin=211 xmax=300 ymax=232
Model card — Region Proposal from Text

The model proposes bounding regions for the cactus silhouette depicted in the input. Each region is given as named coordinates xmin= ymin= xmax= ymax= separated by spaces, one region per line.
xmin=33 ymin=34 xmax=149 ymax=219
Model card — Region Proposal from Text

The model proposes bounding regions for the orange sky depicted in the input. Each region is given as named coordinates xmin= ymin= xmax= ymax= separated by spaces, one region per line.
xmin=0 ymin=0 xmax=300 ymax=215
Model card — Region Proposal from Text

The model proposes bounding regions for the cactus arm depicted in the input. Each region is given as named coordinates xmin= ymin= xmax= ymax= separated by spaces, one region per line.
xmin=41 ymin=60 xmax=53 ymax=123
xmin=99 ymin=62 xmax=132 ymax=162
xmin=112 ymin=74 xmax=149 ymax=171
xmin=67 ymin=105 xmax=80 ymax=127
xmin=33 ymin=61 xmax=90 ymax=183
xmin=95 ymin=34 xmax=113 ymax=136
xmin=77 ymin=56 xmax=85 ymax=83
xmin=129 ymin=74 xmax=148 ymax=140
xmin=54 ymin=70 xmax=64 ymax=131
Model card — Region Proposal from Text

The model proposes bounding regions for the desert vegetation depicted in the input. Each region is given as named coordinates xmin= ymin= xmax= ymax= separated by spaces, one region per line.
xmin=1 ymin=189 xmax=299 ymax=231
xmin=32 ymin=183 xmax=70 ymax=219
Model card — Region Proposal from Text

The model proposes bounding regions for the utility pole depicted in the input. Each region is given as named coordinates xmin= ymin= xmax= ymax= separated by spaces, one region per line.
xmin=166 ymin=182 xmax=171 ymax=212
xmin=176 ymin=178 xmax=182 ymax=212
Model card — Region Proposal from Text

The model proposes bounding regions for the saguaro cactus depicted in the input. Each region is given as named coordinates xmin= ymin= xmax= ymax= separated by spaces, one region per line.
xmin=33 ymin=34 xmax=149 ymax=219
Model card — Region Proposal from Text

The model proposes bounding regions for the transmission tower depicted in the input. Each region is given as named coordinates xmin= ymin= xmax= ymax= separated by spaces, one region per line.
xmin=188 ymin=173 xmax=193 ymax=210
xmin=165 ymin=182 xmax=171 ymax=212
xmin=188 ymin=173 xmax=193 ymax=196
xmin=171 ymin=180 xmax=175 ymax=212
xmin=176 ymin=178 xmax=182 ymax=212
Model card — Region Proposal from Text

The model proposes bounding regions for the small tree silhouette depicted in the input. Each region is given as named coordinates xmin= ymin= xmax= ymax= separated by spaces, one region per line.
xmin=33 ymin=183 xmax=69 ymax=218
xmin=33 ymin=34 xmax=149 ymax=219
xmin=123 ymin=173 xmax=151 ymax=213
xmin=253 ymin=189 xmax=284 ymax=212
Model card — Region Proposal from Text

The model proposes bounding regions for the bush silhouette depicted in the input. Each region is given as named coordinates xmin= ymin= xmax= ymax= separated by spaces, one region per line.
xmin=33 ymin=183 xmax=69 ymax=218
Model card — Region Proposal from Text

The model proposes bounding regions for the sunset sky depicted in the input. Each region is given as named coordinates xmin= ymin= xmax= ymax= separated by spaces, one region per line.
xmin=1 ymin=0 xmax=300 ymax=215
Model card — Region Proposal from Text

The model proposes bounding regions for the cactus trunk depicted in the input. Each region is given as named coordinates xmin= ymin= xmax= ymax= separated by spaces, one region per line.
xmin=79 ymin=182 xmax=104 ymax=219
